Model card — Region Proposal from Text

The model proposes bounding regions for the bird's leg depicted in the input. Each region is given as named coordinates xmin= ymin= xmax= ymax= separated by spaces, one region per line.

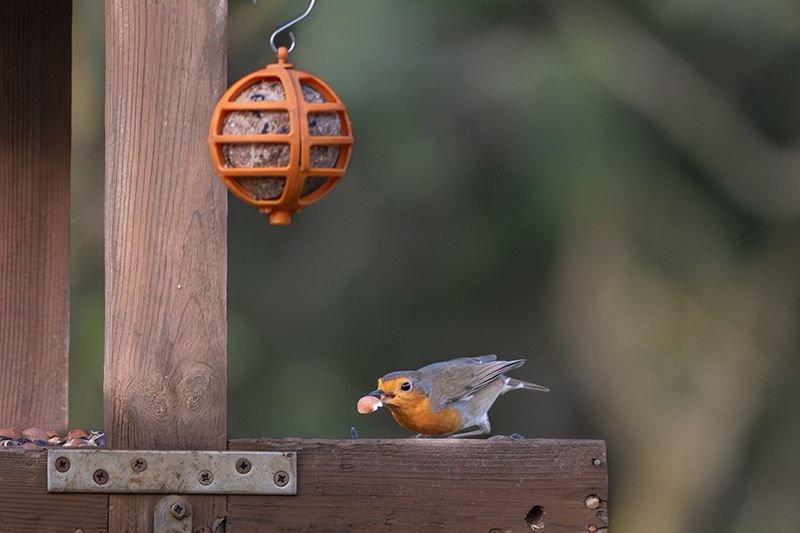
xmin=414 ymin=433 xmax=431 ymax=438
xmin=448 ymin=429 xmax=485 ymax=438
xmin=449 ymin=422 xmax=490 ymax=439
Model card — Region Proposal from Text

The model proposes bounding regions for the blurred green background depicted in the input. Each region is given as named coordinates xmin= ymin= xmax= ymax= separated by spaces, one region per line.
xmin=69 ymin=0 xmax=800 ymax=531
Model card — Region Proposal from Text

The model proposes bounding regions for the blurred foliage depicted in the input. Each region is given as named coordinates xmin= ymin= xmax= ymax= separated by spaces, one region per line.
xmin=69 ymin=0 xmax=800 ymax=531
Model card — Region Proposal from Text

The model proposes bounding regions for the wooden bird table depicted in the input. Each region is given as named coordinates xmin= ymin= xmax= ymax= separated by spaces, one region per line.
xmin=0 ymin=2 xmax=608 ymax=532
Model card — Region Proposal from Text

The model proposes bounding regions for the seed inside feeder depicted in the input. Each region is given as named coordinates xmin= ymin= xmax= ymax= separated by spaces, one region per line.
xmin=220 ymin=80 xmax=342 ymax=201
xmin=235 ymin=175 xmax=287 ymax=200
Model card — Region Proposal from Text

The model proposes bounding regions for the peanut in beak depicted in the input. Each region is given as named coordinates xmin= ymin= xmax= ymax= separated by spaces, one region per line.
xmin=357 ymin=395 xmax=383 ymax=414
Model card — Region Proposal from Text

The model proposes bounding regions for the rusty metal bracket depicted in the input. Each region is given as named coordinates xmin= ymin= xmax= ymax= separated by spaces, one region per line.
xmin=47 ymin=449 xmax=296 ymax=495
xmin=154 ymin=495 xmax=193 ymax=533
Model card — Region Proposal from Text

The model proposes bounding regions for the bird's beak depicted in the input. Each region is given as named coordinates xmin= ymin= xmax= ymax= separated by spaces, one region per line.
xmin=370 ymin=389 xmax=394 ymax=400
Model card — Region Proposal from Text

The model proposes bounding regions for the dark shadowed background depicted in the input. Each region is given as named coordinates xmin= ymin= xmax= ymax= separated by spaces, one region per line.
xmin=69 ymin=0 xmax=800 ymax=531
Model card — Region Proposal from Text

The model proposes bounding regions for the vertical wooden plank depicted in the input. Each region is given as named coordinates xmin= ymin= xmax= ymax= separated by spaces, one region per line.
xmin=0 ymin=1 xmax=71 ymax=433
xmin=105 ymin=0 xmax=228 ymax=529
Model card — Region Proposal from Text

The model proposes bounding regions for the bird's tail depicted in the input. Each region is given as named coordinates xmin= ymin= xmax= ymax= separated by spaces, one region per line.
xmin=503 ymin=377 xmax=549 ymax=393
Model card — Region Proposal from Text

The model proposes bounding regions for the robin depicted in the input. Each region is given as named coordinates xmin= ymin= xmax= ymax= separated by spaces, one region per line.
xmin=358 ymin=355 xmax=549 ymax=438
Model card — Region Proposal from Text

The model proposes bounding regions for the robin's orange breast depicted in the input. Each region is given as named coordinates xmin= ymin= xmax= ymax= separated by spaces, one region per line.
xmin=383 ymin=391 xmax=463 ymax=436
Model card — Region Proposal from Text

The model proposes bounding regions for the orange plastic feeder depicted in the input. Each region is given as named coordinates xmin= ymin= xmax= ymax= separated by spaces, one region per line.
xmin=208 ymin=47 xmax=353 ymax=225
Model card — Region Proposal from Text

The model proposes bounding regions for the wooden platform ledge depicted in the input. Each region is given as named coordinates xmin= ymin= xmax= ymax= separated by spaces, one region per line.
xmin=0 ymin=438 xmax=608 ymax=532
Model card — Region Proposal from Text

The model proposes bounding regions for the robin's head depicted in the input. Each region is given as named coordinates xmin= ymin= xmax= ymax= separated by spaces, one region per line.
xmin=369 ymin=370 xmax=463 ymax=435
xmin=371 ymin=371 xmax=429 ymax=408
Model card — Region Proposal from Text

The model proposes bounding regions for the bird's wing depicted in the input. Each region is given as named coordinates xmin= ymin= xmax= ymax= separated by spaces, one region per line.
xmin=417 ymin=355 xmax=497 ymax=373
xmin=429 ymin=358 xmax=525 ymax=412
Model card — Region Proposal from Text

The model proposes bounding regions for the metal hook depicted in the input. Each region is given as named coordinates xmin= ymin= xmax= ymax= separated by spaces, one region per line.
xmin=270 ymin=0 xmax=317 ymax=54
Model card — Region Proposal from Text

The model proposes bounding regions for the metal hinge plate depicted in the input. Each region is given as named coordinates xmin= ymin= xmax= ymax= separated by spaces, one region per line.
xmin=47 ymin=449 xmax=296 ymax=495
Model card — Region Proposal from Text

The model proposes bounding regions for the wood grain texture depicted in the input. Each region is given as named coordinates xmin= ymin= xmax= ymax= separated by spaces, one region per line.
xmin=0 ymin=1 xmax=71 ymax=433
xmin=0 ymin=447 xmax=108 ymax=533
xmin=104 ymin=0 xmax=228 ymax=529
xmin=228 ymin=438 xmax=609 ymax=532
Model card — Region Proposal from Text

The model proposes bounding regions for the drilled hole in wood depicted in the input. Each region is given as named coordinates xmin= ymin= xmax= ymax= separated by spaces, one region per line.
xmin=585 ymin=494 xmax=601 ymax=509
xmin=525 ymin=505 xmax=546 ymax=531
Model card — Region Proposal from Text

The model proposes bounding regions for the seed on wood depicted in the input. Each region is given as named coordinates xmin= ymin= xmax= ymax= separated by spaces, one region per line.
xmin=0 ymin=427 xmax=23 ymax=441
xmin=23 ymin=427 xmax=49 ymax=441
xmin=67 ymin=429 xmax=89 ymax=440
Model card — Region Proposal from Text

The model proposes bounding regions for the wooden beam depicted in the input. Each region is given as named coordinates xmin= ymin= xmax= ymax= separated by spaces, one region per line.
xmin=0 ymin=439 xmax=607 ymax=531
xmin=0 ymin=1 xmax=72 ymax=433
xmin=104 ymin=0 xmax=228 ymax=529
xmin=228 ymin=438 xmax=609 ymax=532
xmin=0 ymin=447 xmax=107 ymax=533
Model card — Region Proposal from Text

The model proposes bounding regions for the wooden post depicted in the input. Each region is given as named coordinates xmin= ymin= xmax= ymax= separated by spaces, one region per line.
xmin=0 ymin=1 xmax=71 ymax=433
xmin=104 ymin=0 xmax=228 ymax=529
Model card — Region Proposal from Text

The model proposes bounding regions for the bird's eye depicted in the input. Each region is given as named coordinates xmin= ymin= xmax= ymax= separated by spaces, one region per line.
xmin=400 ymin=382 xmax=412 ymax=391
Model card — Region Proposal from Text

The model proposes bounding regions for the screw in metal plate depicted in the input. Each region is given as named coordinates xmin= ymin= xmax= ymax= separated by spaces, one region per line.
xmin=131 ymin=457 xmax=147 ymax=472
xmin=171 ymin=502 xmax=186 ymax=519
xmin=235 ymin=458 xmax=252 ymax=474
xmin=198 ymin=469 xmax=214 ymax=486
xmin=55 ymin=457 xmax=70 ymax=472
xmin=93 ymin=469 xmax=108 ymax=485
xmin=274 ymin=470 xmax=289 ymax=487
